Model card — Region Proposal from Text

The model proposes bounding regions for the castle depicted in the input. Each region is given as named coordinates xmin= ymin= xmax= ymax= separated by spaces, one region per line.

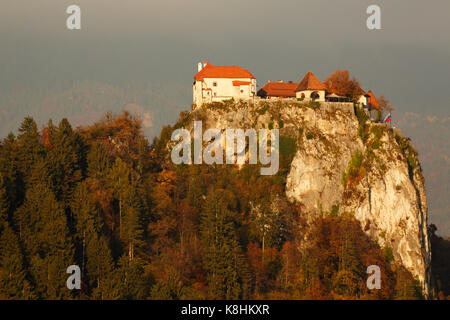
xmin=192 ymin=61 xmax=257 ymax=106
xmin=192 ymin=61 xmax=381 ymax=118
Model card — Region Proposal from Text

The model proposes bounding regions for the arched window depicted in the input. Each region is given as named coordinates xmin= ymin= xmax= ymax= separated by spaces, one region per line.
xmin=298 ymin=92 xmax=305 ymax=101
xmin=310 ymin=91 xmax=320 ymax=101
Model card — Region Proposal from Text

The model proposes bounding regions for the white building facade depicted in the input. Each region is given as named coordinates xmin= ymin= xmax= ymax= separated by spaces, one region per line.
xmin=294 ymin=71 xmax=327 ymax=102
xmin=193 ymin=62 xmax=256 ymax=107
xmin=295 ymin=89 xmax=326 ymax=102
xmin=356 ymin=94 xmax=368 ymax=107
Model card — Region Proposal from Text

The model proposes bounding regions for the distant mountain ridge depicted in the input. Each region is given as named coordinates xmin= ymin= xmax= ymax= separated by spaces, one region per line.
xmin=0 ymin=81 xmax=189 ymax=140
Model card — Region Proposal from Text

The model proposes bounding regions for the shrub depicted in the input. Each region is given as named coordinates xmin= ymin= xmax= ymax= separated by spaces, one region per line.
xmin=395 ymin=134 xmax=419 ymax=171
xmin=355 ymin=106 xmax=369 ymax=143
xmin=305 ymin=101 xmax=320 ymax=110
xmin=279 ymin=136 xmax=297 ymax=160
xmin=355 ymin=105 xmax=369 ymax=125
xmin=342 ymin=150 xmax=364 ymax=187
xmin=383 ymin=246 xmax=394 ymax=262
xmin=276 ymin=135 xmax=298 ymax=181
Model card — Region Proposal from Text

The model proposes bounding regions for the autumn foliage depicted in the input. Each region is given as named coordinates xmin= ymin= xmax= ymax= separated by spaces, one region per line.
xmin=0 ymin=111 xmax=429 ymax=300
xmin=324 ymin=70 xmax=364 ymax=100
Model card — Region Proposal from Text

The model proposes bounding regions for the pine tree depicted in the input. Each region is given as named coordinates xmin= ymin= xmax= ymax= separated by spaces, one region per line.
xmin=71 ymin=182 xmax=115 ymax=298
xmin=249 ymin=199 xmax=283 ymax=257
xmin=14 ymin=170 xmax=74 ymax=299
xmin=150 ymin=268 xmax=184 ymax=300
xmin=0 ymin=133 xmax=22 ymax=215
xmin=87 ymin=142 xmax=110 ymax=179
xmin=200 ymin=189 xmax=244 ymax=299
xmin=86 ymin=235 xmax=115 ymax=299
xmin=107 ymin=158 xmax=131 ymax=239
xmin=15 ymin=117 xmax=45 ymax=186
xmin=122 ymin=187 xmax=144 ymax=261
xmin=187 ymin=174 xmax=204 ymax=212
xmin=112 ymin=255 xmax=148 ymax=299
xmin=0 ymin=173 xmax=9 ymax=226
xmin=394 ymin=266 xmax=423 ymax=300
xmin=0 ymin=224 xmax=35 ymax=299
xmin=71 ymin=183 xmax=100 ymax=282
xmin=26 ymin=157 xmax=54 ymax=194
xmin=46 ymin=118 xmax=84 ymax=206
xmin=334 ymin=219 xmax=363 ymax=297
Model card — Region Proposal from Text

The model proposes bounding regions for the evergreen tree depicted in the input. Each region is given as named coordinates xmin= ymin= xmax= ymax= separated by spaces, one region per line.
xmin=0 ymin=224 xmax=35 ymax=299
xmin=112 ymin=255 xmax=148 ymax=299
xmin=14 ymin=170 xmax=74 ymax=299
xmin=71 ymin=182 xmax=115 ymax=298
xmin=394 ymin=266 xmax=423 ymax=300
xmin=106 ymin=157 xmax=145 ymax=257
xmin=122 ymin=186 xmax=144 ymax=261
xmin=333 ymin=219 xmax=364 ymax=297
xmin=46 ymin=118 xmax=84 ymax=206
xmin=15 ymin=117 xmax=45 ymax=185
xmin=86 ymin=235 xmax=115 ymax=299
xmin=150 ymin=268 xmax=184 ymax=300
xmin=249 ymin=199 xmax=283 ymax=257
xmin=200 ymin=189 xmax=246 ymax=299
xmin=0 ymin=133 xmax=22 ymax=215
xmin=87 ymin=142 xmax=110 ymax=179
xmin=71 ymin=183 xmax=101 ymax=280
xmin=107 ymin=158 xmax=131 ymax=239
xmin=0 ymin=173 xmax=9 ymax=226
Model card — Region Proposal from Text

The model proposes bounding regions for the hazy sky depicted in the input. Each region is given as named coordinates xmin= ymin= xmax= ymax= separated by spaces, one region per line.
xmin=1 ymin=0 xmax=449 ymax=115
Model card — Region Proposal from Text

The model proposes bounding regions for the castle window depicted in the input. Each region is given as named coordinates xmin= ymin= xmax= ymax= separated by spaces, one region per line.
xmin=311 ymin=91 xmax=320 ymax=101
xmin=213 ymin=82 xmax=217 ymax=87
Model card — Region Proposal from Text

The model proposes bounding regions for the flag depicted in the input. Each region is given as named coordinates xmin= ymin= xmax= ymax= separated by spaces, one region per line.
xmin=382 ymin=113 xmax=392 ymax=123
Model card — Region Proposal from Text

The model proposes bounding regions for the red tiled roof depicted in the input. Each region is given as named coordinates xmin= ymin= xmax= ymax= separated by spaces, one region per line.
xmin=295 ymin=71 xmax=326 ymax=91
xmin=366 ymin=90 xmax=380 ymax=110
xmin=194 ymin=63 xmax=255 ymax=81
xmin=232 ymin=80 xmax=252 ymax=86
xmin=258 ymin=81 xmax=298 ymax=97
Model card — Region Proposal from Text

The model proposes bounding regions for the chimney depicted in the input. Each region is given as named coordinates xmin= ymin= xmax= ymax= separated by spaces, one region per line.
xmin=197 ymin=62 xmax=203 ymax=72
xmin=203 ymin=61 xmax=208 ymax=68
xmin=278 ymin=80 xmax=283 ymax=83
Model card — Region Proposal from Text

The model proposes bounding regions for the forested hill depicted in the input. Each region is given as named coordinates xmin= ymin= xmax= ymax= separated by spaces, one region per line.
xmin=0 ymin=109 xmax=448 ymax=300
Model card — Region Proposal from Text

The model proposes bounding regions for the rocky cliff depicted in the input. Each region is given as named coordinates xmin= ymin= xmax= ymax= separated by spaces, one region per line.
xmin=186 ymin=100 xmax=432 ymax=297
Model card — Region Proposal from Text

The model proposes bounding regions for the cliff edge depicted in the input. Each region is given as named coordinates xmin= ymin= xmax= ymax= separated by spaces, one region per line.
xmin=188 ymin=100 xmax=432 ymax=296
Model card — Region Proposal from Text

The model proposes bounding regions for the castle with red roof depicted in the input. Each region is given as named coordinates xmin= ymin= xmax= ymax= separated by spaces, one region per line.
xmin=192 ymin=62 xmax=381 ymax=116
xmin=193 ymin=61 xmax=256 ymax=106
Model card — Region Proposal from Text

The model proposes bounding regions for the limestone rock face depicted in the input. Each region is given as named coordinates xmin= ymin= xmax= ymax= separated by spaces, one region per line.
xmin=283 ymin=104 xmax=431 ymax=296
xmin=285 ymin=104 xmax=362 ymax=215
xmin=342 ymin=131 xmax=432 ymax=296
xmin=188 ymin=100 xmax=432 ymax=296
